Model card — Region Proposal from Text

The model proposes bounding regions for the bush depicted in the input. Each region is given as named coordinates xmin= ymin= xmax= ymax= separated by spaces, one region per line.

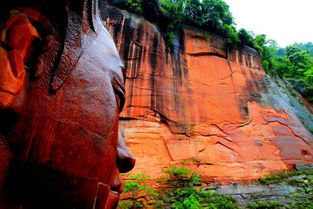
xmin=118 ymin=174 xmax=161 ymax=209
xmin=164 ymin=166 xmax=238 ymax=208
xmin=172 ymin=188 xmax=239 ymax=209
xmin=165 ymin=165 xmax=201 ymax=187
xmin=173 ymin=193 xmax=201 ymax=209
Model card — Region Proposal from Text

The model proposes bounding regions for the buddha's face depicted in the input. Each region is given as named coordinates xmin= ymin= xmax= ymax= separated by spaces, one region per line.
xmin=0 ymin=6 xmax=135 ymax=209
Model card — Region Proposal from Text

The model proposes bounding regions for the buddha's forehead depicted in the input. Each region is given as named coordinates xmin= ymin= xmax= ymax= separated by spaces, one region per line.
xmin=89 ymin=26 xmax=124 ymax=80
xmin=45 ymin=0 xmax=125 ymax=91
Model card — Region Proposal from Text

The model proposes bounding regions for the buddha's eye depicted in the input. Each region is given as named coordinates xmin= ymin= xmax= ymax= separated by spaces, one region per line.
xmin=112 ymin=75 xmax=125 ymax=112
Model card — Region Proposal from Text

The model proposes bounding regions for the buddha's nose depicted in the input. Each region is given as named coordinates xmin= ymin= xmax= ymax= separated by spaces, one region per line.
xmin=117 ymin=131 xmax=136 ymax=173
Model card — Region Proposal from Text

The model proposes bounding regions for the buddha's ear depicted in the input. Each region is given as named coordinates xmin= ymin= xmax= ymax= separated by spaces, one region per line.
xmin=0 ymin=10 xmax=40 ymax=109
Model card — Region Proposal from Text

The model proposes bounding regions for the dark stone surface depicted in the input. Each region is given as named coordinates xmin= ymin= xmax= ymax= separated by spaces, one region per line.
xmin=295 ymin=162 xmax=313 ymax=171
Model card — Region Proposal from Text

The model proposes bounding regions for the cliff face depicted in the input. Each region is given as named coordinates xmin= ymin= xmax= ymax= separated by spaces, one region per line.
xmin=102 ymin=7 xmax=313 ymax=181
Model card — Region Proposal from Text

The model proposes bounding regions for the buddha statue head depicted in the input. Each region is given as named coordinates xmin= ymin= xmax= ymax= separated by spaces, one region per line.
xmin=0 ymin=0 xmax=135 ymax=208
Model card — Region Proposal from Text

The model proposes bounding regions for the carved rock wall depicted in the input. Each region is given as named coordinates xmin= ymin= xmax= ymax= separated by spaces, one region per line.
xmin=102 ymin=7 xmax=313 ymax=181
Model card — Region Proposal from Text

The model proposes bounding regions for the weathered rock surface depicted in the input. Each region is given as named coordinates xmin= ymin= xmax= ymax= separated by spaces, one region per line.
xmin=205 ymin=183 xmax=302 ymax=206
xmin=203 ymin=164 xmax=313 ymax=207
xmin=102 ymin=6 xmax=313 ymax=181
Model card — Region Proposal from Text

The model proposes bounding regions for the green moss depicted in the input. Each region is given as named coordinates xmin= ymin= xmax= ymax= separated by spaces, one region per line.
xmin=288 ymin=189 xmax=313 ymax=209
xmin=181 ymin=158 xmax=202 ymax=165
xmin=259 ymin=170 xmax=313 ymax=185
xmin=247 ymin=201 xmax=282 ymax=209
xmin=118 ymin=202 xmax=132 ymax=209
xmin=129 ymin=173 xmax=150 ymax=181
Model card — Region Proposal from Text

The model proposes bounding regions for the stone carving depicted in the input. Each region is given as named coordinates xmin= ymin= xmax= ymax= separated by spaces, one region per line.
xmin=0 ymin=0 xmax=135 ymax=208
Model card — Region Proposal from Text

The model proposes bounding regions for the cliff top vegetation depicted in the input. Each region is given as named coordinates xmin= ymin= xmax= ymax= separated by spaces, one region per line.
xmin=106 ymin=0 xmax=255 ymax=48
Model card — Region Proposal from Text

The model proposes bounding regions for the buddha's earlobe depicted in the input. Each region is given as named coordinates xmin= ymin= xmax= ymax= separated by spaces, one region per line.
xmin=0 ymin=10 xmax=40 ymax=109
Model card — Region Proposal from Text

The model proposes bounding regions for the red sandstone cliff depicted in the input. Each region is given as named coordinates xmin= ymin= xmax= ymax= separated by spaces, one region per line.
xmin=102 ymin=7 xmax=313 ymax=181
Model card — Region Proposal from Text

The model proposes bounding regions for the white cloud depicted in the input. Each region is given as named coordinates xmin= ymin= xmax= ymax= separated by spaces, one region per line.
xmin=223 ymin=0 xmax=313 ymax=47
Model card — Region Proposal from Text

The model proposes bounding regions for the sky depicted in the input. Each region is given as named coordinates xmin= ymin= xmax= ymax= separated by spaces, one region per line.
xmin=223 ymin=0 xmax=313 ymax=47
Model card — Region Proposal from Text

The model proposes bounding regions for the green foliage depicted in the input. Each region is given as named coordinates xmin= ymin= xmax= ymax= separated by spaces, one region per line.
xmin=110 ymin=0 xmax=280 ymax=50
xmin=247 ymin=201 xmax=282 ymax=209
xmin=202 ymin=191 xmax=239 ymax=209
xmin=253 ymin=35 xmax=313 ymax=103
xmin=283 ymin=46 xmax=313 ymax=102
xmin=288 ymin=192 xmax=313 ymax=209
xmin=108 ymin=0 xmax=143 ymax=15
xmin=253 ymin=35 xmax=282 ymax=74
xmin=181 ymin=158 xmax=201 ymax=165
xmin=238 ymin=28 xmax=254 ymax=48
xmin=118 ymin=202 xmax=132 ymax=209
xmin=129 ymin=173 xmax=150 ymax=181
xmin=160 ymin=0 xmax=241 ymax=47
xmin=123 ymin=181 xmax=146 ymax=193
xmin=163 ymin=166 xmax=238 ymax=208
xmin=165 ymin=165 xmax=201 ymax=187
xmin=293 ymin=42 xmax=313 ymax=56
xmin=160 ymin=0 xmax=234 ymax=29
xmin=119 ymin=176 xmax=161 ymax=209
xmin=173 ymin=192 xmax=201 ymax=209
xmin=172 ymin=188 xmax=239 ymax=209
xmin=125 ymin=0 xmax=143 ymax=15
xmin=286 ymin=46 xmax=312 ymax=70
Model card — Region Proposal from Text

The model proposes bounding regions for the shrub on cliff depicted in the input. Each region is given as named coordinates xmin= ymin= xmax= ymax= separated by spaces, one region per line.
xmin=165 ymin=165 xmax=201 ymax=187
xmin=164 ymin=165 xmax=238 ymax=209
xmin=118 ymin=174 xmax=162 ymax=209
xmin=170 ymin=188 xmax=239 ymax=209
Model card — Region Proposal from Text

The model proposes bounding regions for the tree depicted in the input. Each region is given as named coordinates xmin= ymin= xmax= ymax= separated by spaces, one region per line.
xmin=201 ymin=0 xmax=233 ymax=31
xmin=238 ymin=28 xmax=254 ymax=48
xmin=184 ymin=0 xmax=203 ymax=26
xmin=285 ymin=46 xmax=312 ymax=71
xmin=293 ymin=42 xmax=313 ymax=56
